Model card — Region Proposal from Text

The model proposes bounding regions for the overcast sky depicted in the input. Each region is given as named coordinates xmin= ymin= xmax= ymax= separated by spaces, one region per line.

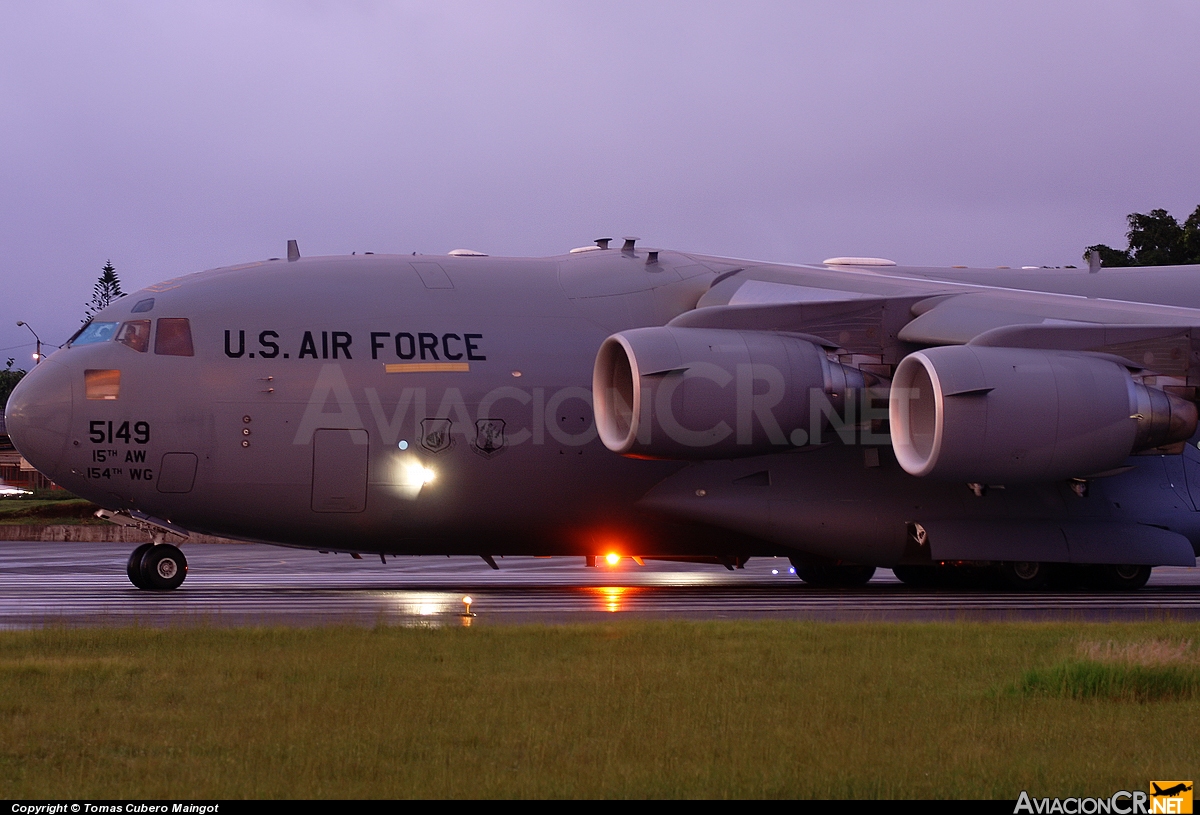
xmin=3 ymin=1 xmax=1199 ymax=360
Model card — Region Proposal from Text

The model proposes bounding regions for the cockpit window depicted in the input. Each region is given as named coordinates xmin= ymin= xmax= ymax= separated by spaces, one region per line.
xmin=155 ymin=318 xmax=194 ymax=357
xmin=131 ymin=298 xmax=155 ymax=313
xmin=116 ymin=320 xmax=151 ymax=353
xmin=71 ymin=321 xmax=118 ymax=346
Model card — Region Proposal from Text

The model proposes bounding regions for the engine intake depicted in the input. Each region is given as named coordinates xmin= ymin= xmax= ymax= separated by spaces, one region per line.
xmin=593 ymin=327 xmax=866 ymax=459
xmin=888 ymin=345 xmax=1197 ymax=482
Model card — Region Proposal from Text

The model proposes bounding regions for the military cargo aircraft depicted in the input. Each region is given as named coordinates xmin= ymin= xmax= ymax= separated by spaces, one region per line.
xmin=7 ymin=238 xmax=1200 ymax=591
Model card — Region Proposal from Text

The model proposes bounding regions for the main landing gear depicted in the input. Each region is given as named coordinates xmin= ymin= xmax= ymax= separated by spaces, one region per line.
xmin=996 ymin=560 xmax=1052 ymax=591
xmin=126 ymin=543 xmax=188 ymax=590
xmin=1092 ymin=564 xmax=1152 ymax=590
xmin=790 ymin=557 xmax=877 ymax=587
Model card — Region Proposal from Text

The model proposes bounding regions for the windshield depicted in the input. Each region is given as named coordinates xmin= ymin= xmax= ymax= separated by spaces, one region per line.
xmin=70 ymin=321 xmax=118 ymax=346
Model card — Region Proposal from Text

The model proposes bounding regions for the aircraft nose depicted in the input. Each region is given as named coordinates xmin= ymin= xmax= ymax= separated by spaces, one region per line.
xmin=4 ymin=358 xmax=74 ymax=479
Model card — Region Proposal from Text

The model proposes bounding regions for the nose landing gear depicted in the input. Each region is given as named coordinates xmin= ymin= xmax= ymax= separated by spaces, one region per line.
xmin=126 ymin=543 xmax=188 ymax=590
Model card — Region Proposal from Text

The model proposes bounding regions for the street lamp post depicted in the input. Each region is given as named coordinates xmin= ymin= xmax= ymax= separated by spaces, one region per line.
xmin=15 ymin=321 xmax=43 ymax=365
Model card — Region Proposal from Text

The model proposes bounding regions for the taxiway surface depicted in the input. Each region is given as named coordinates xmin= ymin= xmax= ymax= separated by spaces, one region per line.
xmin=1 ymin=540 xmax=1198 ymax=628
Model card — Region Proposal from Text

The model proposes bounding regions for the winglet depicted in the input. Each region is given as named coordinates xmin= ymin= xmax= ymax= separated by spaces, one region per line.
xmin=287 ymin=239 xmax=300 ymax=262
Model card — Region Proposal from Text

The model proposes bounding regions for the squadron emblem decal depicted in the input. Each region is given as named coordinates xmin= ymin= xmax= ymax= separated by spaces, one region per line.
xmin=473 ymin=419 xmax=506 ymax=459
xmin=420 ymin=418 xmax=454 ymax=453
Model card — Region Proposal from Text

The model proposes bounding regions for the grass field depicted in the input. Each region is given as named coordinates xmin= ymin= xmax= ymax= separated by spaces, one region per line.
xmin=1 ymin=621 xmax=1197 ymax=799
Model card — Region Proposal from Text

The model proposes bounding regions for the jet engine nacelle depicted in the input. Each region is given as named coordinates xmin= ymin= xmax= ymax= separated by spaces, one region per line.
xmin=888 ymin=345 xmax=1198 ymax=482
xmin=593 ymin=326 xmax=866 ymax=459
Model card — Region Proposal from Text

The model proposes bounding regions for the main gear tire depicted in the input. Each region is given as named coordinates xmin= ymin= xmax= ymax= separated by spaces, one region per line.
xmin=996 ymin=561 xmax=1051 ymax=591
xmin=892 ymin=565 xmax=940 ymax=588
xmin=791 ymin=561 xmax=876 ymax=587
xmin=126 ymin=543 xmax=154 ymax=589
xmin=139 ymin=544 xmax=188 ymax=591
xmin=1094 ymin=564 xmax=1152 ymax=591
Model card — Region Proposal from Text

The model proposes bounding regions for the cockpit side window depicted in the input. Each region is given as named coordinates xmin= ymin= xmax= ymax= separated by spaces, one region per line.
xmin=116 ymin=320 xmax=151 ymax=353
xmin=155 ymin=318 xmax=194 ymax=357
xmin=70 ymin=321 xmax=118 ymax=347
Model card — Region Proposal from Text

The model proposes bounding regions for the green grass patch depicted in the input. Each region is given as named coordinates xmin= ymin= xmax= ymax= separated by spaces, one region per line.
xmin=1 ymin=621 xmax=1198 ymax=798
xmin=0 ymin=497 xmax=103 ymax=524
xmin=1018 ymin=661 xmax=1200 ymax=701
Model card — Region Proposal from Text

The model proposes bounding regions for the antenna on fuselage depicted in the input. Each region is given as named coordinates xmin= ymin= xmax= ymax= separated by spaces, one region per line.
xmin=287 ymin=239 xmax=300 ymax=262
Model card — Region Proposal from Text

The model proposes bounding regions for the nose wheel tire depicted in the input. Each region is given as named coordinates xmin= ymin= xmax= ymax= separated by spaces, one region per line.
xmin=126 ymin=543 xmax=154 ymax=589
xmin=137 ymin=544 xmax=188 ymax=591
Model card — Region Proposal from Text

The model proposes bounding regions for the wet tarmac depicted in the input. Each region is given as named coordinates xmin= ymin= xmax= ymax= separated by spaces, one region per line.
xmin=1 ymin=540 xmax=1198 ymax=628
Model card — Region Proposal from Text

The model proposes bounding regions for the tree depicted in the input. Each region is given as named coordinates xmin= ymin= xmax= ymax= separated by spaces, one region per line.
xmin=84 ymin=260 xmax=124 ymax=322
xmin=1085 ymin=206 xmax=1200 ymax=267
xmin=0 ymin=358 xmax=26 ymax=411
xmin=1127 ymin=208 xmax=1188 ymax=266
xmin=1184 ymin=204 xmax=1200 ymax=263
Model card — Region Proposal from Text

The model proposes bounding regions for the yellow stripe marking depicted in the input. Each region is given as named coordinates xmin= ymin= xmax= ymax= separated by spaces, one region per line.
xmin=385 ymin=362 xmax=471 ymax=373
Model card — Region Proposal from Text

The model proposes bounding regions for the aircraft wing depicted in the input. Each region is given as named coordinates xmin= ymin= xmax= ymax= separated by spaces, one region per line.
xmin=670 ymin=261 xmax=1200 ymax=386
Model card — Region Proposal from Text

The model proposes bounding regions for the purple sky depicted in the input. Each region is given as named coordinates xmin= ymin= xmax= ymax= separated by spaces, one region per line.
xmin=3 ymin=1 xmax=1199 ymax=361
